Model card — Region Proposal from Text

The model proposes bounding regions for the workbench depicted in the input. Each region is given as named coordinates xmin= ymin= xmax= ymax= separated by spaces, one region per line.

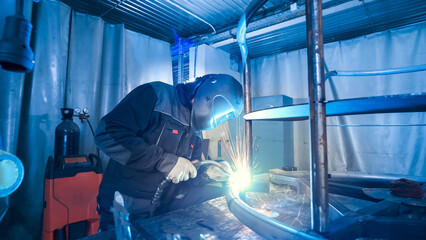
xmin=81 ymin=196 xmax=264 ymax=240
xmin=81 ymin=174 xmax=378 ymax=240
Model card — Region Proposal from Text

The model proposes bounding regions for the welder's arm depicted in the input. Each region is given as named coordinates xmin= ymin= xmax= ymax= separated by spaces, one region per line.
xmin=95 ymin=85 xmax=177 ymax=174
xmin=167 ymin=157 xmax=197 ymax=183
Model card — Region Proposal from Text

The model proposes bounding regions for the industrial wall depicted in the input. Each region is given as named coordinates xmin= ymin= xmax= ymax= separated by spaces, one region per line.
xmin=250 ymin=21 xmax=426 ymax=177
xmin=0 ymin=0 xmax=173 ymax=239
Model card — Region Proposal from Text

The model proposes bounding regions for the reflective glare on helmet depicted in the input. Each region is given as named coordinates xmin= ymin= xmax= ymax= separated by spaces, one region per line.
xmin=210 ymin=96 xmax=237 ymax=128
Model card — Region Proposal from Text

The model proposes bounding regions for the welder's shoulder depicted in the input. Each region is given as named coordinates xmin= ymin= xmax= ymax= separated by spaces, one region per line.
xmin=148 ymin=81 xmax=175 ymax=95
xmin=128 ymin=81 xmax=173 ymax=99
xmin=114 ymin=83 xmax=163 ymax=108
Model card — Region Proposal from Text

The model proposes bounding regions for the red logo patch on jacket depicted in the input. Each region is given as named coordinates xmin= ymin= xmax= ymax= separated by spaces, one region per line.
xmin=172 ymin=129 xmax=178 ymax=134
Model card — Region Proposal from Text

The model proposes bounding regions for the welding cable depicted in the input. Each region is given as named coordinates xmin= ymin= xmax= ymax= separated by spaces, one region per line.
xmin=149 ymin=161 xmax=199 ymax=217
xmin=85 ymin=118 xmax=100 ymax=158
xmin=149 ymin=177 xmax=172 ymax=217
xmin=149 ymin=160 xmax=201 ymax=217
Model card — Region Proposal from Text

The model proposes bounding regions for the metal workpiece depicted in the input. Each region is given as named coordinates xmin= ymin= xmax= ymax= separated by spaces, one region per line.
xmin=128 ymin=197 xmax=263 ymax=239
xmin=268 ymin=170 xmax=311 ymax=196
xmin=328 ymin=200 xmax=426 ymax=240
xmin=268 ymin=170 xmax=359 ymax=218
xmin=305 ymin=0 xmax=329 ymax=234
xmin=226 ymin=187 xmax=323 ymax=240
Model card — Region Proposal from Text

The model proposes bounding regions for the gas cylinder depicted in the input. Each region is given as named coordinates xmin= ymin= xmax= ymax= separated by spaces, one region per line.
xmin=54 ymin=108 xmax=80 ymax=162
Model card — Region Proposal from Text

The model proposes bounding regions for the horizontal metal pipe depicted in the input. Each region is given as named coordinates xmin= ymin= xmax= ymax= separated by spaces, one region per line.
xmin=329 ymin=171 xmax=426 ymax=184
xmin=325 ymin=64 xmax=426 ymax=79
xmin=166 ymin=0 xmax=216 ymax=34
xmin=327 ymin=124 xmax=426 ymax=127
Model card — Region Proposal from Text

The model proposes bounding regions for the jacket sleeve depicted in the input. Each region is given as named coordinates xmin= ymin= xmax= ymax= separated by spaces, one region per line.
xmin=94 ymin=84 xmax=178 ymax=173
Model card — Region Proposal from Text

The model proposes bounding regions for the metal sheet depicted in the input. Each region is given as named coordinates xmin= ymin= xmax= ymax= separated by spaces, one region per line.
xmin=363 ymin=188 xmax=426 ymax=207
xmin=134 ymin=197 xmax=263 ymax=239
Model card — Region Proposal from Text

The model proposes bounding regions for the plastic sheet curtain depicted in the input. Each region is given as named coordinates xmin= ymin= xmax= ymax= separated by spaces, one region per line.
xmin=0 ymin=0 xmax=172 ymax=238
xmin=251 ymin=22 xmax=426 ymax=177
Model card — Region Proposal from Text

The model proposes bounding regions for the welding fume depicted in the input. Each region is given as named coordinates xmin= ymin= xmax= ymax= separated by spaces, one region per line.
xmin=94 ymin=73 xmax=243 ymax=232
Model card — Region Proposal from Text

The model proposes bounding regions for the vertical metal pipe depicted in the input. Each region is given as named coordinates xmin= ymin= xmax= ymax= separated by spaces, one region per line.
xmin=305 ymin=0 xmax=329 ymax=234
xmin=0 ymin=72 xmax=24 ymax=154
xmin=244 ymin=60 xmax=253 ymax=175
xmin=16 ymin=0 xmax=24 ymax=16
xmin=179 ymin=52 xmax=184 ymax=83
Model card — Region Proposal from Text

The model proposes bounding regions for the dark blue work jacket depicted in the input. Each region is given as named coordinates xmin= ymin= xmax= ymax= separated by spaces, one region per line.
xmin=95 ymin=81 xmax=202 ymax=210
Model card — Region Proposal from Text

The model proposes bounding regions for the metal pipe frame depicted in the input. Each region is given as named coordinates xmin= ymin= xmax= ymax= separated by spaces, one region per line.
xmin=231 ymin=0 xmax=425 ymax=239
xmin=306 ymin=0 xmax=329 ymax=234
xmin=234 ymin=0 xmax=331 ymax=237
xmin=239 ymin=0 xmax=268 ymax=177
xmin=243 ymin=61 xmax=253 ymax=175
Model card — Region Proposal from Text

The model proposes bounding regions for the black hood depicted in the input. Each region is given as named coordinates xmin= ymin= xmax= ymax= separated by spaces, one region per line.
xmin=175 ymin=76 xmax=206 ymax=110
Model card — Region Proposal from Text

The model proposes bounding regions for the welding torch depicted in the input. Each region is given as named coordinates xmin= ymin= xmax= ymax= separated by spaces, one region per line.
xmin=149 ymin=159 xmax=233 ymax=217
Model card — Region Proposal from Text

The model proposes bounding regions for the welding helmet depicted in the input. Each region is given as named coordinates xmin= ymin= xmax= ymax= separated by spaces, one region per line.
xmin=191 ymin=74 xmax=243 ymax=130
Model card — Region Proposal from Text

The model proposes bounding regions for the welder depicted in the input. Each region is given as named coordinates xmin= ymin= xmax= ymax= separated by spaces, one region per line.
xmin=94 ymin=74 xmax=243 ymax=231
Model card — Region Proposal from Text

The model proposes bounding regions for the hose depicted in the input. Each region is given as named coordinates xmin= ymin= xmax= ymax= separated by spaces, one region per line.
xmin=149 ymin=160 xmax=233 ymax=217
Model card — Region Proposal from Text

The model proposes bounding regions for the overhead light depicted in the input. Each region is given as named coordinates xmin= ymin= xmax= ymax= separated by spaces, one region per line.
xmin=0 ymin=13 xmax=34 ymax=73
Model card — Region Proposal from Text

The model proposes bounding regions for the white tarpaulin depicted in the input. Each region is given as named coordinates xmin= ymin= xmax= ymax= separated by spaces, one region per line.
xmin=0 ymin=0 xmax=172 ymax=238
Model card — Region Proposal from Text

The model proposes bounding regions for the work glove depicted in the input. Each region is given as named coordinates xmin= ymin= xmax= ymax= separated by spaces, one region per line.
xmin=167 ymin=157 xmax=197 ymax=184
xmin=204 ymin=160 xmax=233 ymax=182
